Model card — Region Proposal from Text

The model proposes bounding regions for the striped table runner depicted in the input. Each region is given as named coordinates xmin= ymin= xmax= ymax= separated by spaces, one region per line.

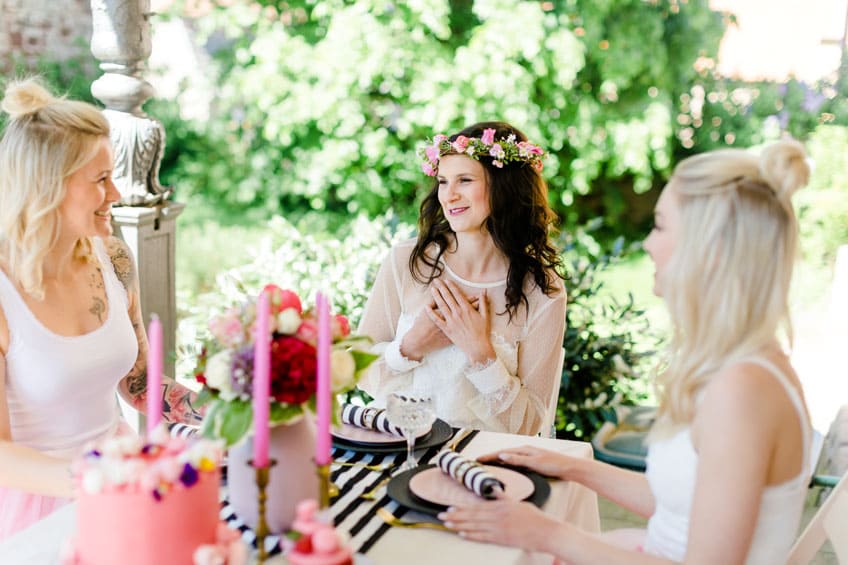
xmin=218 ymin=428 xmax=478 ymax=557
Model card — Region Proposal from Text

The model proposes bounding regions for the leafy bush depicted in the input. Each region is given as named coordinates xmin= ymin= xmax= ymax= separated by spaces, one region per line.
xmin=555 ymin=224 xmax=657 ymax=440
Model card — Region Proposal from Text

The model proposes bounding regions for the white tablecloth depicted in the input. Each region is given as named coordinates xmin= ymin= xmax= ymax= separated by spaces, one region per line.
xmin=0 ymin=431 xmax=599 ymax=565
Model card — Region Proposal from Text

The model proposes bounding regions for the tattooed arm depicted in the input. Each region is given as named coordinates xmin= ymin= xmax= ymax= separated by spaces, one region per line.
xmin=106 ymin=237 xmax=203 ymax=426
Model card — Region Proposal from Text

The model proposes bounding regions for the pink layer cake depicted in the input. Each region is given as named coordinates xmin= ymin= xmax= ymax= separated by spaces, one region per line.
xmin=63 ymin=429 xmax=245 ymax=565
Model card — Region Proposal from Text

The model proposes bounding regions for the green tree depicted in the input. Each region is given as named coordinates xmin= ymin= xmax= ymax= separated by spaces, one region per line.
xmin=165 ymin=0 xmax=725 ymax=236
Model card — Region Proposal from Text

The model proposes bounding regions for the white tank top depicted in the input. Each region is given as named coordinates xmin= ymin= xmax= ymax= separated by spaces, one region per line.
xmin=643 ymin=357 xmax=811 ymax=564
xmin=0 ymin=238 xmax=138 ymax=457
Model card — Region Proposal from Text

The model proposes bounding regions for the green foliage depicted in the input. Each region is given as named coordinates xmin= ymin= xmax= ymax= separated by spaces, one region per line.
xmin=555 ymin=221 xmax=657 ymax=440
xmin=161 ymin=0 xmax=725 ymax=237
xmin=797 ymin=125 xmax=848 ymax=271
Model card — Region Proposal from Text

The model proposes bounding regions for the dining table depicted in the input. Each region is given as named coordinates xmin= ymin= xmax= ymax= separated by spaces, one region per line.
xmin=0 ymin=427 xmax=600 ymax=565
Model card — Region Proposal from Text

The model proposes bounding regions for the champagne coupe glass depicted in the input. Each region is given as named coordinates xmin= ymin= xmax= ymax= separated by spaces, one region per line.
xmin=386 ymin=394 xmax=436 ymax=471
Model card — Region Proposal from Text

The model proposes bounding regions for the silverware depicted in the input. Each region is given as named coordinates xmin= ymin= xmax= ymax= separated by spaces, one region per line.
xmin=375 ymin=507 xmax=451 ymax=531
xmin=333 ymin=461 xmax=391 ymax=472
xmin=445 ymin=428 xmax=474 ymax=452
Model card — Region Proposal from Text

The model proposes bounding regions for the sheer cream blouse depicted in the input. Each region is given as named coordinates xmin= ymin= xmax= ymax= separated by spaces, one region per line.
xmin=357 ymin=239 xmax=566 ymax=436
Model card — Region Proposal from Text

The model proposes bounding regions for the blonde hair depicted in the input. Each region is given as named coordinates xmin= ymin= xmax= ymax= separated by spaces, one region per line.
xmin=0 ymin=78 xmax=109 ymax=299
xmin=650 ymin=138 xmax=810 ymax=439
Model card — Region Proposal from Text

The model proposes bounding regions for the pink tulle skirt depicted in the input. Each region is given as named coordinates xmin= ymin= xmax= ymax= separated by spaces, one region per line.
xmin=0 ymin=486 xmax=71 ymax=541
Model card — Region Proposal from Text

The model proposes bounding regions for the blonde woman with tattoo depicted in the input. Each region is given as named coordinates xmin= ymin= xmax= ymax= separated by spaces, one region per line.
xmin=0 ymin=79 xmax=199 ymax=539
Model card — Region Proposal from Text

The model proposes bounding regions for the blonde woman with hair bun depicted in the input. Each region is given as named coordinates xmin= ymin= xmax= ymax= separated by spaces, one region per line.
xmin=440 ymin=139 xmax=813 ymax=565
xmin=0 ymin=79 xmax=200 ymax=539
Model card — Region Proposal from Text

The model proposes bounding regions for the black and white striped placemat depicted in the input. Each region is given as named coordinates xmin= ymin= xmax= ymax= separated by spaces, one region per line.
xmin=219 ymin=428 xmax=478 ymax=557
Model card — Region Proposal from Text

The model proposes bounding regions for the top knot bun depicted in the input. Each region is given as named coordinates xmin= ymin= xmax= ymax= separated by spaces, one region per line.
xmin=759 ymin=138 xmax=810 ymax=202
xmin=1 ymin=79 xmax=54 ymax=119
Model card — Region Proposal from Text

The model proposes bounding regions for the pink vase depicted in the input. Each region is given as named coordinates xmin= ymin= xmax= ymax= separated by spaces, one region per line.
xmin=227 ymin=416 xmax=320 ymax=533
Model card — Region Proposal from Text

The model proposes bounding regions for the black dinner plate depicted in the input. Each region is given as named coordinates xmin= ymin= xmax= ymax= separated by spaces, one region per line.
xmin=386 ymin=462 xmax=551 ymax=516
xmin=332 ymin=419 xmax=452 ymax=453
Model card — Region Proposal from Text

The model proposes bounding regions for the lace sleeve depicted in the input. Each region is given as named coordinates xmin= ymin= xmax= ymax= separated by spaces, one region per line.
xmin=465 ymin=289 xmax=566 ymax=435
xmin=356 ymin=245 xmax=414 ymax=401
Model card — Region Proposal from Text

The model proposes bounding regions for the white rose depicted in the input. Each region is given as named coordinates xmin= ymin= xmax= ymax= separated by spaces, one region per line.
xmin=205 ymin=350 xmax=234 ymax=399
xmin=276 ymin=308 xmax=302 ymax=335
xmin=330 ymin=349 xmax=356 ymax=391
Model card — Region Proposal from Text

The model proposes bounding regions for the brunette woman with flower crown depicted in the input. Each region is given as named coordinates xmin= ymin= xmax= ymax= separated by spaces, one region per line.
xmin=358 ymin=121 xmax=566 ymax=436
xmin=0 ymin=79 xmax=199 ymax=539
xmin=440 ymin=139 xmax=813 ymax=565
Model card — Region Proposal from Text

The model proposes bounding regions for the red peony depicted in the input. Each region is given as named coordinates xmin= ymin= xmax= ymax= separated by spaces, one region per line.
xmin=269 ymin=335 xmax=317 ymax=405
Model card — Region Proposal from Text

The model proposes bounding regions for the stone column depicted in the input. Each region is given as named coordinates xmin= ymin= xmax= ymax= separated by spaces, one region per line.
xmin=89 ymin=0 xmax=183 ymax=429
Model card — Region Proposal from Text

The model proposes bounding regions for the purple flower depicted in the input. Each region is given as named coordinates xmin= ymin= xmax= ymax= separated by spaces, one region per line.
xmin=230 ymin=345 xmax=255 ymax=398
xmin=489 ymin=143 xmax=504 ymax=159
xmin=152 ymin=489 xmax=162 ymax=502
xmin=180 ymin=462 xmax=199 ymax=487
xmin=480 ymin=128 xmax=496 ymax=145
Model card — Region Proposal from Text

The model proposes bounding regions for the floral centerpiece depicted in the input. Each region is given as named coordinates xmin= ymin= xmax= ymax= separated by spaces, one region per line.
xmin=193 ymin=284 xmax=376 ymax=446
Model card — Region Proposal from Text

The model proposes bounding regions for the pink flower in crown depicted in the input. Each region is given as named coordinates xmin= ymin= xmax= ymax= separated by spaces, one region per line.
xmin=452 ymin=135 xmax=470 ymax=152
xmin=332 ymin=314 xmax=351 ymax=339
xmin=518 ymin=141 xmax=544 ymax=156
xmin=433 ymin=134 xmax=448 ymax=144
xmin=295 ymin=318 xmax=319 ymax=346
xmin=209 ymin=308 xmax=245 ymax=348
xmin=425 ymin=144 xmax=440 ymax=163
xmin=533 ymin=160 xmax=544 ymax=172
xmin=489 ymin=143 xmax=505 ymax=159
xmin=493 ymin=160 xmax=504 ymax=168
xmin=480 ymin=128 xmax=496 ymax=146
xmin=421 ymin=161 xmax=436 ymax=176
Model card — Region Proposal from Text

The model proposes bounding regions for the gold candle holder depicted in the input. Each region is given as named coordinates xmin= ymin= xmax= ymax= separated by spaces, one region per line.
xmin=317 ymin=462 xmax=331 ymax=509
xmin=251 ymin=459 xmax=276 ymax=564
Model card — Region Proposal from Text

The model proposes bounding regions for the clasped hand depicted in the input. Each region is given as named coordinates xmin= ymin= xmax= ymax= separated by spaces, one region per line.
xmin=399 ymin=279 xmax=494 ymax=364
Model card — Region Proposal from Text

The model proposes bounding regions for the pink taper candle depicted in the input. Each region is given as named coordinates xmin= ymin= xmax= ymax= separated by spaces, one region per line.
xmin=146 ymin=314 xmax=163 ymax=438
xmin=252 ymin=291 xmax=271 ymax=468
xmin=315 ymin=292 xmax=332 ymax=466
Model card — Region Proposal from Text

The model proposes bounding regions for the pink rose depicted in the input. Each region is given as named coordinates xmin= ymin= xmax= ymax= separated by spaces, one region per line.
xmin=452 ymin=135 xmax=469 ymax=152
xmin=425 ymin=144 xmax=440 ymax=163
xmin=295 ymin=318 xmax=319 ymax=346
xmin=332 ymin=314 xmax=351 ymax=339
xmin=209 ymin=309 xmax=244 ymax=348
xmin=263 ymin=284 xmax=302 ymax=315
xmin=480 ymin=128 xmax=496 ymax=145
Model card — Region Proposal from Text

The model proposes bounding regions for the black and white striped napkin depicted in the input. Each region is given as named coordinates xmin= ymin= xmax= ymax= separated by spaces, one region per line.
xmin=435 ymin=450 xmax=505 ymax=499
xmin=341 ymin=403 xmax=403 ymax=436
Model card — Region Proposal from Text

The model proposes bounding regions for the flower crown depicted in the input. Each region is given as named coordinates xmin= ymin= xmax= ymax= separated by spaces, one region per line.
xmin=420 ymin=127 xmax=545 ymax=177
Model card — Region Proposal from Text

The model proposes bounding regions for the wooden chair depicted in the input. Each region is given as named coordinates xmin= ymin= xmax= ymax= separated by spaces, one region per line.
xmin=787 ymin=470 xmax=848 ymax=564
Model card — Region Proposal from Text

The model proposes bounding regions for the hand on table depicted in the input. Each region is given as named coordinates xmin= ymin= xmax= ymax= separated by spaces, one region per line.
xmin=477 ymin=445 xmax=574 ymax=481
xmin=438 ymin=498 xmax=563 ymax=552
xmin=426 ymin=279 xmax=495 ymax=365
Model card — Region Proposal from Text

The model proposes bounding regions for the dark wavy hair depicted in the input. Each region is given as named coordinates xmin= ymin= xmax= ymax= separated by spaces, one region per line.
xmin=409 ymin=121 xmax=563 ymax=319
